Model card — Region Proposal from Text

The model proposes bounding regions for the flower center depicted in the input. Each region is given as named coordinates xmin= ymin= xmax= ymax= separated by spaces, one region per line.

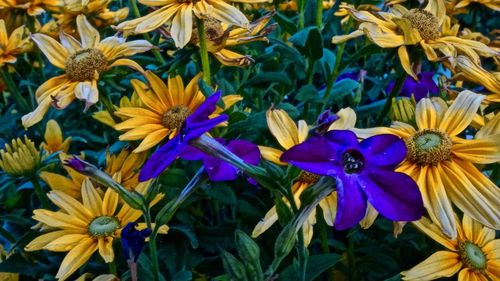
xmin=88 ymin=216 xmax=120 ymax=237
xmin=405 ymin=129 xmax=452 ymax=165
xmin=342 ymin=149 xmax=365 ymax=174
xmin=65 ymin=48 xmax=107 ymax=82
xmin=191 ymin=18 xmax=228 ymax=52
xmin=459 ymin=241 xmax=487 ymax=271
xmin=162 ymin=105 xmax=191 ymax=129
xmin=296 ymin=171 xmax=321 ymax=184
xmin=402 ymin=9 xmax=440 ymax=41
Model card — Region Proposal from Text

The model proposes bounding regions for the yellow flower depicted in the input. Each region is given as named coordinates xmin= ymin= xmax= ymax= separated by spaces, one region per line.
xmin=0 ymin=0 xmax=61 ymax=16
xmin=355 ymin=90 xmax=500 ymax=238
xmin=331 ymin=0 xmax=498 ymax=80
xmin=401 ymin=215 xmax=499 ymax=280
xmin=114 ymin=71 xmax=241 ymax=152
xmin=187 ymin=12 xmax=275 ymax=66
xmin=334 ymin=2 xmax=380 ymax=25
xmin=25 ymin=178 xmax=150 ymax=281
xmin=41 ymin=119 xmax=72 ymax=154
xmin=116 ymin=0 xmax=249 ymax=48
xmin=21 ymin=15 xmax=153 ymax=128
xmin=0 ymin=19 xmax=31 ymax=67
xmin=252 ymin=107 xmax=358 ymax=245
xmin=0 ymin=136 xmax=44 ymax=177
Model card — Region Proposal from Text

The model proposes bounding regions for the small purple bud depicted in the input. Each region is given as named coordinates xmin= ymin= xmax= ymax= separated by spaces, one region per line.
xmin=64 ymin=156 xmax=86 ymax=172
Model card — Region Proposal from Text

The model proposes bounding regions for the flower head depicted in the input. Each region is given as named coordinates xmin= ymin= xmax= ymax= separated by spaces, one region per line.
xmin=21 ymin=15 xmax=153 ymax=128
xmin=0 ymin=0 xmax=61 ymax=16
xmin=139 ymin=91 xmax=228 ymax=181
xmin=0 ymin=136 xmax=44 ymax=177
xmin=281 ymin=130 xmax=424 ymax=230
xmin=0 ymin=19 xmax=31 ymax=67
xmin=41 ymin=119 xmax=72 ymax=154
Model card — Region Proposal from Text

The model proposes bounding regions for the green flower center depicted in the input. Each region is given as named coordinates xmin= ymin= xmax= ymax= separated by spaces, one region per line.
xmin=402 ymin=9 xmax=440 ymax=41
xmin=162 ymin=105 xmax=191 ymax=129
xmin=88 ymin=216 xmax=120 ymax=237
xmin=459 ymin=241 xmax=487 ymax=270
xmin=405 ymin=129 xmax=452 ymax=165
xmin=342 ymin=149 xmax=364 ymax=174
xmin=65 ymin=48 xmax=107 ymax=82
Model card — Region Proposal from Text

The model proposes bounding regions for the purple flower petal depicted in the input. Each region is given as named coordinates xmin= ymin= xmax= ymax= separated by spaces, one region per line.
xmin=334 ymin=174 xmax=367 ymax=230
xmin=280 ymin=136 xmax=342 ymax=176
xmin=139 ymin=136 xmax=187 ymax=181
xmin=203 ymin=157 xmax=238 ymax=181
xmin=183 ymin=114 xmax=228 ymax=142
xmin=179 ymin=145 xmax=204 ymax=161
xmin=324 ymin=130 xmax=359 ymax=148
xmin=186 ymin=91 xmax=222 ymax=124
xmin=359 ymin=134 xmax=407 ymax=168
xmin=359 ymin=168 xmax=424 ymax=221
xmin=227 ymin=140 xmax=261 ymax=166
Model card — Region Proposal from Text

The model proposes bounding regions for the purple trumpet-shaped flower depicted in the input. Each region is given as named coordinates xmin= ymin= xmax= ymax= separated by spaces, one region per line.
xmin=139 ymin=91 xmax=228 ymax=181
xmin=280 ymin=130 xmax=424 ymax=230
xmin=121 ymin=222 xmax=151 ymax=262
xmin=181 ymin=138 xmax=261 ymax=182
xmin=387 ymin=72 xmax=439 ymax=101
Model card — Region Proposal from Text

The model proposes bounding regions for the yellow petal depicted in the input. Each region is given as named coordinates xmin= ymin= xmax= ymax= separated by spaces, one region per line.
xmin=328 ymin=107 xmax=357 ymax=130
xmin=415 ymin=97 xmax=439 ymax=129
xmin=39 ymin=171 xmax=80 ymax=197
xmin=56 ymin=237 xmax=97 ymax=281
xmin=319 ymin=192 xmax=337 ymax=226
xmin=134 ymin=128 xmax=170 ymax=152
xmin=102 ymin=188 xmax=119 ymax=216
xmin=32 ymin=209 xmax=87 ymax=230
xmin=452 ymin=135 xmax=500 ymax=164
xmin=439 ymin=90 xmax=484 ymax=136
xmin=252 ymin=206 xmax=278 ymax=238
xmin=331 ymin=30 xmax=364 ymax=44
xmin=76 ymin=15 xmax=100 ymax=48
xmin=359 ymin=203 xmax=378 ymax=229
xmin=108 ymin=58 xmax=145 ymax=73
xmin=258 ymin=146 xmax=285 ymax=165
xmin=398 ymin=45 xmax=417 ymax=80
xmin=412 ymin=217 xmax=457 ymax=251
xmin=31 ymin=33 xmax=68 ymax=69
xmin=98 ymin=236 xmax=115 ymax=263
xmin=207 ymin=0 xmax=249 ymax=27
xmin=170 ymin=4 xmax=193 ymax=48
xmin=47 ymin=191 xmax=92 ymax=221
xmin=476 ymin=113 xmax=500 ymax=139
xmin=392 ymin=17 xmax=422 ymax=45
xmin=81 ymin=178 xmax=103 ymax=216
xmin=401 ymin=251 xmax=462 ymax=280
xmin=25 ymin=230 xmax=81 ymax=251
xmin=266 ymin=108 xmax=299 ymax=150
xmin=135 ymin=6 xmax=179 ymax=34
xmin=44 ymin=234 xmax=88 ymax=252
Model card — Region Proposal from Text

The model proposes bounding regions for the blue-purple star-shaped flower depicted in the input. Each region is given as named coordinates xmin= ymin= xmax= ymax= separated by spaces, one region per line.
xmin=121 ymin=222 xmax=151 ymax=262
xmin=387 ymin=71 xmax=439 ymax=101
xmin=139 ymin=91 xmax=228 ymax=181
xmin=280 ymin=130 xmax=424 ymax=230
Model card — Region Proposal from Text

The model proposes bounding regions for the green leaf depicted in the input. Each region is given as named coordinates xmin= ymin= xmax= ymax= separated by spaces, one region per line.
xmin=278 ymin=254 xmax=342 ymax=281
xmin=289 ymin=27 xmax=324 ymax=61
xmin=172 ymin=270 xmax=192 ymax=281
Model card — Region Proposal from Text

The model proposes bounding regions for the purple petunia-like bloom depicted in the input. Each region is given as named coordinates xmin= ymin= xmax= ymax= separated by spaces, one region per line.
xmin=280 ymin=130 xmax=424 ymax=230
xmin=121 ymin=222 xmax=151 ymax=262
xmin=139 ymin=91 xmax=228 ymax=181
xmin=387 ymin=71 xmax=439 ymax=101
xmin=181 ymin=138 xmax=261 ymax=182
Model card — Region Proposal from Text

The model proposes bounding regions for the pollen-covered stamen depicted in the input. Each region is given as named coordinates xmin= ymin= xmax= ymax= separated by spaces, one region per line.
xmin=65 ymin=48 xmax=107 ymax=82
xmin=162 ymin=105 xmax=192 ymax=129
xmin=459 ymin=241 xmax=487 ymax=271
xmin=342 ymin=149 xmax=365 ymax=174
xmin=191 ymin=18 xmax=228 ymax=52
xmin=296 ymin=171 xmax=321 ymax=184
xmin=402 ymin=9 xmax=440 ymax=41
xmin=88 ymin=216 xmax=120 ymax=237
xmin=405 ymin=129 xmax=452 ymax=165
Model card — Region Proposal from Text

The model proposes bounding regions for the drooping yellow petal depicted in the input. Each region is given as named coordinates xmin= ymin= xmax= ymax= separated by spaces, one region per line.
xmin=55 ymin=237 xmax=98 ymax=281
xmin=266 ymin=109 xmax=299 ymax=150
xmin=251 ymin=206 xmax=278 ymax=238
xmin=258 ymin=146 xmax=285 ymax=165
xmin=401 ymin=251 xmax=462 ymax=280
xmin=452 ymin=135 xmax=500 ymax=164
xmin=170 ymin=4 xmax=193 ymax=48
xmin=76 ymin=15 xmax=100 ymax=48
xmin=31 ymin=33 xmax=69 ymax=69
xmin=25 ymin=230 xmax=82 ymax=251
xmin=439 ymin=90 xmax=484 ymax=136
xmin=44 ymin=234 xmax=89 ymax=252
xmin=398 ymin=45 xmax=418 ymax=80
xmin=319 ymin=192 xmax=337 ymax=226
xmin=412 ymin=217 xmax=457 ymax=251
xmin=98 ymin=236 xmax=115 ymax=263
xmin=328 ymin=107 xmax=357 ymax=130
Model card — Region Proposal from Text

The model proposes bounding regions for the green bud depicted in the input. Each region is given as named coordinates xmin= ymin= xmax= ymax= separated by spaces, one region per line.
xmin=235 ymin=230 xmax=263 ymax=281
xmin=221 ymin=251 xmax=248 ymax=281
xmin=389 ymin=97 xmax=416 ymax=123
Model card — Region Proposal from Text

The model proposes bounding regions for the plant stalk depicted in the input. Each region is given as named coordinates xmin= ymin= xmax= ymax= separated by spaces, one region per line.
xmin=1 ymin=68 xmax=30 ymax=113
xmin=195 ymin=18 xmax=212 ymax=86
xmin=376 ymin=73 xmax=407 ymax=125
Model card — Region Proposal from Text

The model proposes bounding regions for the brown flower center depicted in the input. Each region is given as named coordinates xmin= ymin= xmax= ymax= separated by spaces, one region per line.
xmin=65 ymin=48 xmax=107 ymax=82
xmin=405 ymin=129 xmax=452 ymax=165
xmin=162 ymin=105 xmax=191 ymax=129
xmin=88 ymin=215 xmax=120 ymax=237
xmin=402 ymin=9 xmax=440 ymax=41
xmin=296 ymin=171 xmax=321 ymax=184
xmin=459 ymin=241 xmax=487 ymax=271
xmin=191 ymin=18 xmax=228 ymax=52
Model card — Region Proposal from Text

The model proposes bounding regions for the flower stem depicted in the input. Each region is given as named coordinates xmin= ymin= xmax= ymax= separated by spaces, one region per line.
xmin=317 ymin=208 xmax=335 ymax=281
xmin=1 ymin=68 xmax=30 ymax=113
xmin=195 ymin=18 xmax=212 ymax=86
xmin=108 ymin=259 xmax=117 ymax=275
xmin=30 ymin=176 xmax=50 ymax=209
xmin=376 ymin=73 xmax=407 ymax=125
xmin=322 ymin=42 xmax=345 ymax=111
xmin=144 ymin=208 xmax=160 ymax=281
xmin=298 ymin=0 xmax=306 ymax=29
xmin=316 ymin=0 xmax=323 ymax=28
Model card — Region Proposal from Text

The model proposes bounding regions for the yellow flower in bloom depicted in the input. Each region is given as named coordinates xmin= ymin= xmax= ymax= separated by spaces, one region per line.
xmin=21 ymin=15 xmax=153 ymax=128
xmin=25 ymin=179 xmax=150 ymax=281
xmin=355 ymin=91 xmax=500 ymax=238
xmin=41 ymin=119 xmax=72 ymax=154
xmin=115 ymin=0 xmax=249 ymax=48
xmin=401 ymin=215 xmax=499 ymax=280
xmin=331 ymin=0 xmax=498 ymax=80
xmin=187 ymin=12 xmax=275 ymax=66
xmin=0 ymin=136 xmax=44 ymax=177
xmin=252 ymin=108 xmax=358 ymax=245
xmin=0 ymin=0 xmax=61 ymax=16
xmin=40 ymin=148 xmax=146 ymax=197
xmin=114 ymin=71 xmax=242 ymax=152
xmin=0 ymin=19 xmax=31 ymax=67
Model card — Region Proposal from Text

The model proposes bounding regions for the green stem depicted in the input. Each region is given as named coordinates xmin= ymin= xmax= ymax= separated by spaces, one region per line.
xmin=144 ymin=208 xmax=160 ymax=281
xmin=317 ymin=209 xmax=335 ymax=281
xmin=298 ymin=0 xmax=306 ymax=29
xmin=316 ymin=0 xmax=323 ymax=28
xmin=108 ymin=259 xmax=117 ymax=275
xmin=0 ymin=225 xmax=16 ymax=244
xmin=99 ymin=90 xmax=118 ymax=123
xmin=129 ymin=0 xmax=166 ymax=65
xmin=195 ymin=18 xmax=212 ymax=86
xmin=376 ymin=73 xmax=407 ymax=125
xmin=30 ymin=176 xmax=50 ymax=209
xmin=1 ymin=68 xmax=30 ymax=113
xmin=322 ymin=42 xmax=345 ymax=111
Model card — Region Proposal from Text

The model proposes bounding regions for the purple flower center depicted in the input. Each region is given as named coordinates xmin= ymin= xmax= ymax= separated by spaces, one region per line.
xmin=342 ymin=149 xmax=364 ymax=174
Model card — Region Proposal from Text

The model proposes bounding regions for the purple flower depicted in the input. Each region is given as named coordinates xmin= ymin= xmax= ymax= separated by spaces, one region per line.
xmin=387 ymin=72 xmax=439 ymax=101
xmin=121 ymin=223 xmax=151 ymax=262
xmin=315 ymin=110 xmax=339 ymax=134
xmin=280 ymin=130 xmax=424 ymax=230
xmin=181 ymin=138 xmax=261 ymax=182
xmin=139 ymin=91 xmax=228 ymax=181
xmin=64 ymin=157 xmax=86 ymax=172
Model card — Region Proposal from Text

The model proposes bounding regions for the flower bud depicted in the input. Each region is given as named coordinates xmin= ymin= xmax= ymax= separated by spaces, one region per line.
xmin=221 ymin=251 xmax=248 ymax=281
xmin=0 ymin=136 xmax=43 ymax=177
xmin=390 ymin=97 xmax=416 ymax=123
xmin=235 ymin=230 xmax=263 ymax=281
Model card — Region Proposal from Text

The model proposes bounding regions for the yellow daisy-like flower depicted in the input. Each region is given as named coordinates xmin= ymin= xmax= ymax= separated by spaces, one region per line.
xmin=331 ymin=0 xmax=498 ymax=80
xmin=355 ymin=90 xmax=500 ymax=238
xmin=401 ymin=215 xmax=499 ymax=280
xmin=41 ymin=119 xmax=72 ymax=154
xmin=0 ymin=136 xmax=44 ymax=177
xmin=186 ymin=12 xmax=275 ymax=66
xmin=252 ymin=107 xmax=358 ymax=245
xmin=21 ymin=15 xmax=153 ymax=128
xmin=0 ymin=19 xmax=31 ymax=67
xmin=114 ymin=71 xmax=242 ymax=152
xmin=0 ymin=0 xmax=61 ymax=16
xmin=115 ymin=0 xmax=249 ymax=48
xmin=25 ymin=178 xmax=150 ymax=281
